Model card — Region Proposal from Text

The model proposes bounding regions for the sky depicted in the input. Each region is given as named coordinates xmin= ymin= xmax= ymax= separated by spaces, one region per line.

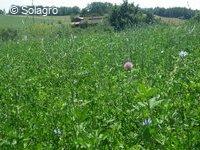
xmin=0 ymin=0 xmax=200 ymax=12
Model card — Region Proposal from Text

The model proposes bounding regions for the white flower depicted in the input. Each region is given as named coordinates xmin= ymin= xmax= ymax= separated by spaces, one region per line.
xmin=142 ymin=118 xmax=152 ymax=126
xmin=53 ymin=128 xmax=62 ymax=135
xmin=179 ymin=51 xmax=188 ymax=58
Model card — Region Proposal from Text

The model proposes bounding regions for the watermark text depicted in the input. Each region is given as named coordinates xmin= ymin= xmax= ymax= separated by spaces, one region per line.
xmin=9 ymin=6 xmax=58 ymax=16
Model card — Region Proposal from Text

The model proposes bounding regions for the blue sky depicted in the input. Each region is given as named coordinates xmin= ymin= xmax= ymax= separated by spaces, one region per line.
xmin=1 ymin=0 xmax=200 ymax=11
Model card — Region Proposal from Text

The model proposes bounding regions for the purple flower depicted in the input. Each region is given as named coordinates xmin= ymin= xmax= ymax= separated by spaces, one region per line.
xmin=124 ymin=61 xmax=134 ymax=71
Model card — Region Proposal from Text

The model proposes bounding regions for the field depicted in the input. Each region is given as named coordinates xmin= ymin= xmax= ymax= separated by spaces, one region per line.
xmin=0 ymin=15 xmax=70 ymax=29
xmin=0 ymin=15 xmax=200 ymax=149
xmin=155 ymin=16 xmax=185 ymax=25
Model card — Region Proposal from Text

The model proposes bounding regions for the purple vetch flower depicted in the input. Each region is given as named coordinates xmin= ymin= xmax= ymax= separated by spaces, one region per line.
xmin=124 ymin=61 xmax=134 ymax=71
xmin=142 ymin=118 xmax=152 ymax=126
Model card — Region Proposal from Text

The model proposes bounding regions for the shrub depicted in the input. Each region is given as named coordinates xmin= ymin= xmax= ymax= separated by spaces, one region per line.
xmin=109 ymin=0 xmax=154 ymax=30
xmin=145 ymin=12 xmax=155 ymax=24
xmin=0 ymin=28 xmax=18 ymax=41
xmin=192 ymin=12 xmax=200 ymax=22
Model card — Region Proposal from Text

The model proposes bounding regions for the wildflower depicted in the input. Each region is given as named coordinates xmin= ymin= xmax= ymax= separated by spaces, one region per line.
xmin=53 ymin=128 xmax=62 ymax=135
xmin=161 ymin=50 xmax=164 ymax=54
xmin=179 ymin=51 xmax=188 ymax=58
xmin=124 ymin=61 xmax=133 ymax=71
xmin=142 ymin=118 xmax=152 ymax=126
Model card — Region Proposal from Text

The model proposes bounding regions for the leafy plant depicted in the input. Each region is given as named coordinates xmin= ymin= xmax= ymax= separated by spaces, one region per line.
xmin=192 ymin=12 xmax=200 ymax=22
xmin=109 ymin=0 xmax=154 ymax=30
xmin=0 ymin=28 xmax=18 ymax=41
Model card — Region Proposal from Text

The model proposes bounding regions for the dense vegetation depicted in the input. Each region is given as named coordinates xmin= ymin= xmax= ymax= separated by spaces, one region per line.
xmin=109 ymin=0 xmax=154 ymax=30
xmin=0 ymin=13 xmax=200 ymax=149
xmin=81 ymin=2 xmax=113 ymax=16
xmin=192 ymin=12 xmax=200 ymax=22
xmin=1 ymin=0 xmax=200 ymax=149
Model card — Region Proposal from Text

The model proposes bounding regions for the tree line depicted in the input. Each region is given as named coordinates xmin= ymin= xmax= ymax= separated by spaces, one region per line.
xmin=144 ymin=7 xmax=197 ymax=19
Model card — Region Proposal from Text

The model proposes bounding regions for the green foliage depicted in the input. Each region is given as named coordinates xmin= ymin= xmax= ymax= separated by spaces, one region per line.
xmin=192 ymin=12 xmax=200 ymax=22
xmin=81 ymin=2 xmax=113 ymax=16
xmin=109 ymin=0 xmax=154 ymax=30
xmin=0 ymin=28 xmax=18 ymax=41
xmin=109 ymin=1 xmax=139 ymax=30
xmin=145 ymin=12 xmax=155 ymax=24
xmin=0 ymin=15 xmax=71 ymax=29
xmin=144 ymin=7 xmax=196 ymax=19
xmin=0 ymin=15 xmax=200 ymax=149
xmin=79 ymin=21 xmax=89 ymax=29
xmin=80 ymin=8 xmax=89 ymax=17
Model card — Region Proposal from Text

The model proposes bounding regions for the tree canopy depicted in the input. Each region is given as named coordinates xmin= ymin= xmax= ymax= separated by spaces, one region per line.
xmin=109 ymin=0 xmax=154 ymax=30
xmin=81 ymin=2 xmax=113 ymax=16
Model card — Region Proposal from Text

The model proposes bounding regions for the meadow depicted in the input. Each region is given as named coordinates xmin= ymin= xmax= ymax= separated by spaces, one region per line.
xmin=0 ymin=15 xmax=200 ymax=149
xmin=0 ymin=15 xmax=70 ymax=29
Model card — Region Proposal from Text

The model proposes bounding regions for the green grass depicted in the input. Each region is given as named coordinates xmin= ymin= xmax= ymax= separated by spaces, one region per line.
xmin=0 ymin=16 xmax=200 ymax=149
xmin=0 ymin=15 xmax=70 ymax=29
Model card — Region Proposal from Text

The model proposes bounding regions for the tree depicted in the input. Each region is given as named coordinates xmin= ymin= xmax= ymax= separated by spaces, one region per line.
xmin=109 ymin=0 xmax=155 ymax=30
xmin=71 ymin=6 xmax=81 ymax=15
xmin=192 ymin=12 xmax=200 ymax=22
xmin=146 ymin=7 xmax=196 ymax=19
xmin=83 ymin=2 xmax=113 ymax=16
xmin=145 ymin=12 xmax=155 ymax=24
xmin=109 ymin=0 xmax=140 ymax=30
xmin=80 ymin=8 xmax=89 ymax=17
